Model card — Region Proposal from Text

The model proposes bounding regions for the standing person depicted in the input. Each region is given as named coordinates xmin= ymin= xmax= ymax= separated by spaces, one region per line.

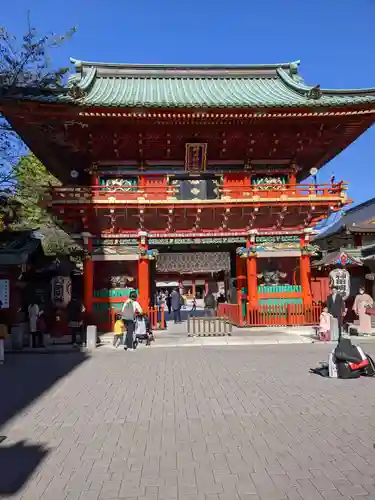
xmin=217 ymin=293 xmax=226 ymax=306
xmin=166 ymin=292 xmax=172 ymax=315
xmin=0 ymin=300 xmax=7 ymax=364
xmin=68 ymin=297 xmax=86 ymax=347
xmin=327 ymin=287 xmax=346 ymax=341
xmin=204 ymin=290 xmax=216 ymax=317
xmin=353 ymin=287 xmax=373 ymax=336
xmin=318 ymin=306 xmax=331 ymax=341
xmin=28 ymin=300 xmax=44 ymax=348
xmin=191 ymin=297 xmax=197 ymax=313
xmin=122 ymin=291 xmax=142 ymax=351
xmin=170 ymin=288 xmax=181 ymax=323
xmin=113 ymin=313 xmax=125 ymax=348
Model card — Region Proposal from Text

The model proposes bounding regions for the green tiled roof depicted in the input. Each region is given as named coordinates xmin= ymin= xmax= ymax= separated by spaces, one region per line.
xmin=14 ymin=59 xmax=375 ymax=108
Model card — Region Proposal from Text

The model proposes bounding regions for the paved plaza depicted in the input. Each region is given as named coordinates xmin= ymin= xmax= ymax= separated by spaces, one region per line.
xmin=1 ymin=344 xmax=375 ymax=500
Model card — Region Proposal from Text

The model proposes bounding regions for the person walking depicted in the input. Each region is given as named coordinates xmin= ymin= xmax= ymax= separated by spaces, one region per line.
xmin=191 ymin=297 xmax=197 ymax=313
xmin=166 ymin=292 xmax=172 ymax=315
xmin=121 ymin=291 xmax=142 ymax=351
xmin=170 ymin=288 xmax=181 ymax=323
xmin=353 ymin=287 xmax=373 ymax=336
xmin=28 ymin=300 xmax=44 ymax=348
xmin=327 ymin=287 xmax=346 ymax=341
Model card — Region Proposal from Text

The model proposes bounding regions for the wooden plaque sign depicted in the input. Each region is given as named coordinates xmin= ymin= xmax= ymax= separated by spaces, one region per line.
xmin=185 ymin=143 xmax=207 ymax=173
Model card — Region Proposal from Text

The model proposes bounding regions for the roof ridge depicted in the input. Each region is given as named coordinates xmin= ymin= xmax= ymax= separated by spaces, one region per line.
xmin=69 ymin=57 xmax=301 ymax=72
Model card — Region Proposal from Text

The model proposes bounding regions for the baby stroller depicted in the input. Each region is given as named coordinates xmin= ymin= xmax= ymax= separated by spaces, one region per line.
xmin=134 ymin=313 xmax=154 ymax=348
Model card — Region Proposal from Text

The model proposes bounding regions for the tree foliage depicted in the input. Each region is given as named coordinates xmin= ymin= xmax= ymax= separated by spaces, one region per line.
xmin=0 ymin=15 xmax=76 ymax=192
xmin=4 ymin=153 xmax=81 ymax=256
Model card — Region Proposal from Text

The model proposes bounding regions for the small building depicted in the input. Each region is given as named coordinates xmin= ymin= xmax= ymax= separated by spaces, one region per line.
xmin=313 ymin=198 xmax=375 ymax=310
xmin=0 ymin=230 xmax=44 ymax=324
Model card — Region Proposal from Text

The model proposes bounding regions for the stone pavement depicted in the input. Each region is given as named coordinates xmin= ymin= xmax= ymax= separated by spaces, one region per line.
xmin=1 ymin=344 xmax=375 ymax=500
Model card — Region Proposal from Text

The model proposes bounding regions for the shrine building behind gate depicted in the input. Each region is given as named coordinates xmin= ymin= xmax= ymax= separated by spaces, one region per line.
xmin=2 ymin=58 xmax=375 ymax=329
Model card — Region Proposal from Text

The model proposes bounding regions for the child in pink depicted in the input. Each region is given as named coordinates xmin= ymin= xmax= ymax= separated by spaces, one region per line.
xmin=319 ymin=306 xmax=331 ymax=341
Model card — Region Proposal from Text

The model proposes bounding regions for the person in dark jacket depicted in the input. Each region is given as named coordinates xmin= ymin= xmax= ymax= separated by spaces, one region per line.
xmin=166 ymin=292 xmax=172 ymax=314
xmin=68 ymin=297 xmax=86 ymax=346
xmin=204 ymin=290 xmax=216 ymax=317
xmin=327 ymin=287 xmax=346 ymax=340
xmin=170 ymin=288 xmax=181 ymax=323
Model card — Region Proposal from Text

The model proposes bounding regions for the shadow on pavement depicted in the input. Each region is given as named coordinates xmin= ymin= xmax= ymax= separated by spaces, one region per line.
xmin=0 ymin=350 xmax=88 ymax=495
xmin=0 ymin=439 xmax=48 ymax=496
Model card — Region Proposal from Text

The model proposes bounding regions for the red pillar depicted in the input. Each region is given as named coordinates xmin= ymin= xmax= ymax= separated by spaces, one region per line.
xmin=138 ymin=232 xmax=150 ymax=311
xmin=354 ymin=234 xmax=362 ymax=248
xmin=83 ymin=237 xmax=93 ymax=315
xmin=236 ymin=255 xmax=247 ymax=305
xmin=246 ymin=238 xmax=258 ymax=306
xmin=300 ymin=235 xmax=312 ymax=305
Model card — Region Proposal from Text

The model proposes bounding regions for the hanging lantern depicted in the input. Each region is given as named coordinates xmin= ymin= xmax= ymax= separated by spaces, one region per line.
xmin=51 ymin=276 xmax=72 ymax=306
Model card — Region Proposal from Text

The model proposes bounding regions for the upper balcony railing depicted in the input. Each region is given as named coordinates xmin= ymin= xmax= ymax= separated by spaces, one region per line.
xmin=44 ymin=182 xmax=347 ymax=205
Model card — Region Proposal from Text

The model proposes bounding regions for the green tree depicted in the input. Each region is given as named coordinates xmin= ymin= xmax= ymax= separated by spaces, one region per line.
xmin=10 ymin=153 xmax=81 ymax=256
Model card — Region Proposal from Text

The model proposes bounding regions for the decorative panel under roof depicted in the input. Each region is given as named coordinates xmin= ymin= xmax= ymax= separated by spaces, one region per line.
xmin=14 ymin=59 xmax=375 ymax=109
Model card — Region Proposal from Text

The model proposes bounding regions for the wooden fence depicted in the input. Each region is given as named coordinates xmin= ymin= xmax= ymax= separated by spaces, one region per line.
xmin=187 ymin=316 xmax=233 ymax=337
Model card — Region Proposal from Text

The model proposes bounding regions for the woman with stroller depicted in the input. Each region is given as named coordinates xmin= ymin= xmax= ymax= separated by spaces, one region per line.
xmin=121 ymin=291 xmax=143 ymax=351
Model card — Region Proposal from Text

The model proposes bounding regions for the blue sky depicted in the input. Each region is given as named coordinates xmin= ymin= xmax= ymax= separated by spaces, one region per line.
xmin=2 ymin=0 xmax=375 ymax=205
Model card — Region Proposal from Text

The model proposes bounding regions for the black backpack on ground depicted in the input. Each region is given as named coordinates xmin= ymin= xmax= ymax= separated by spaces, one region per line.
xmin=336 ymin=361 xmax=361 ymax=379
xmin=361 ymin=354 xmax=375 ymax=377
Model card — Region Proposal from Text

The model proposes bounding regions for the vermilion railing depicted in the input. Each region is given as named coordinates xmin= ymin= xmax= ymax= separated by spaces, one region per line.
xmin=246 ymin=303 xmax=322 ymax=327
xmin=217 ymin=303 xmax=244 ymax=327
xmin=217 ymin=303 xmax=322 ymax=327
xmin=45 ymin=182 xmax=346 ymax=204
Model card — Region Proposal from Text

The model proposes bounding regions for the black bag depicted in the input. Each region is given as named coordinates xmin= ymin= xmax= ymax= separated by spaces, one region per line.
xmin=361 ymin=354 xmax=375 ymax=377
xmin=334 ymin=338 xmax=362 ymax=363
xmin=337 ymin=361 xmax=361 ymax=379
xmin=310 ymin=365 xmax=329 ymax=377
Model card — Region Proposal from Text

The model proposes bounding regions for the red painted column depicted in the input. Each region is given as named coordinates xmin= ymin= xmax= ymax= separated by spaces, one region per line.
xmin=300 ymin=235 xmax=312 ymax=305
xmin=236 ymin=255 xmax=247 ymax=305
xmin=354 ymin=234 xmax=362 ymax=248
xmin=138 ymin=231 xmax=150 ymax=311
xmin=83 ymin=237 xmax=93 ymax=315
xmin=91 ymin=173 xmax=99 ymax=186
xmin=246 ymin=237 xmax=258 ymax=306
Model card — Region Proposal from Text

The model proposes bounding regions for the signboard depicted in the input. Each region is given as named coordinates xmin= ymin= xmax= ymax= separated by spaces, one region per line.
xmin=93 ymin=238 xmax=139 ymax=247
xmin=185 ymin=143 xmax=207 ymax=173
xmin=149 ymin=237 xmax=246 ymax=246
xmin=94 ymin=234 xmax=301 ymax=248
xmin=0 ymin=279 xmax=10 ymax=308
xmin=255 ymin=235 xmax=300 ymax=244
xmin=329 ymin=268 xmax=351 ymax=300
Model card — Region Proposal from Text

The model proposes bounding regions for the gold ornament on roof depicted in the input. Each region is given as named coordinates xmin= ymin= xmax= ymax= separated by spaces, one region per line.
xmin=68 ymin=83 xmax=87 ymax=100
